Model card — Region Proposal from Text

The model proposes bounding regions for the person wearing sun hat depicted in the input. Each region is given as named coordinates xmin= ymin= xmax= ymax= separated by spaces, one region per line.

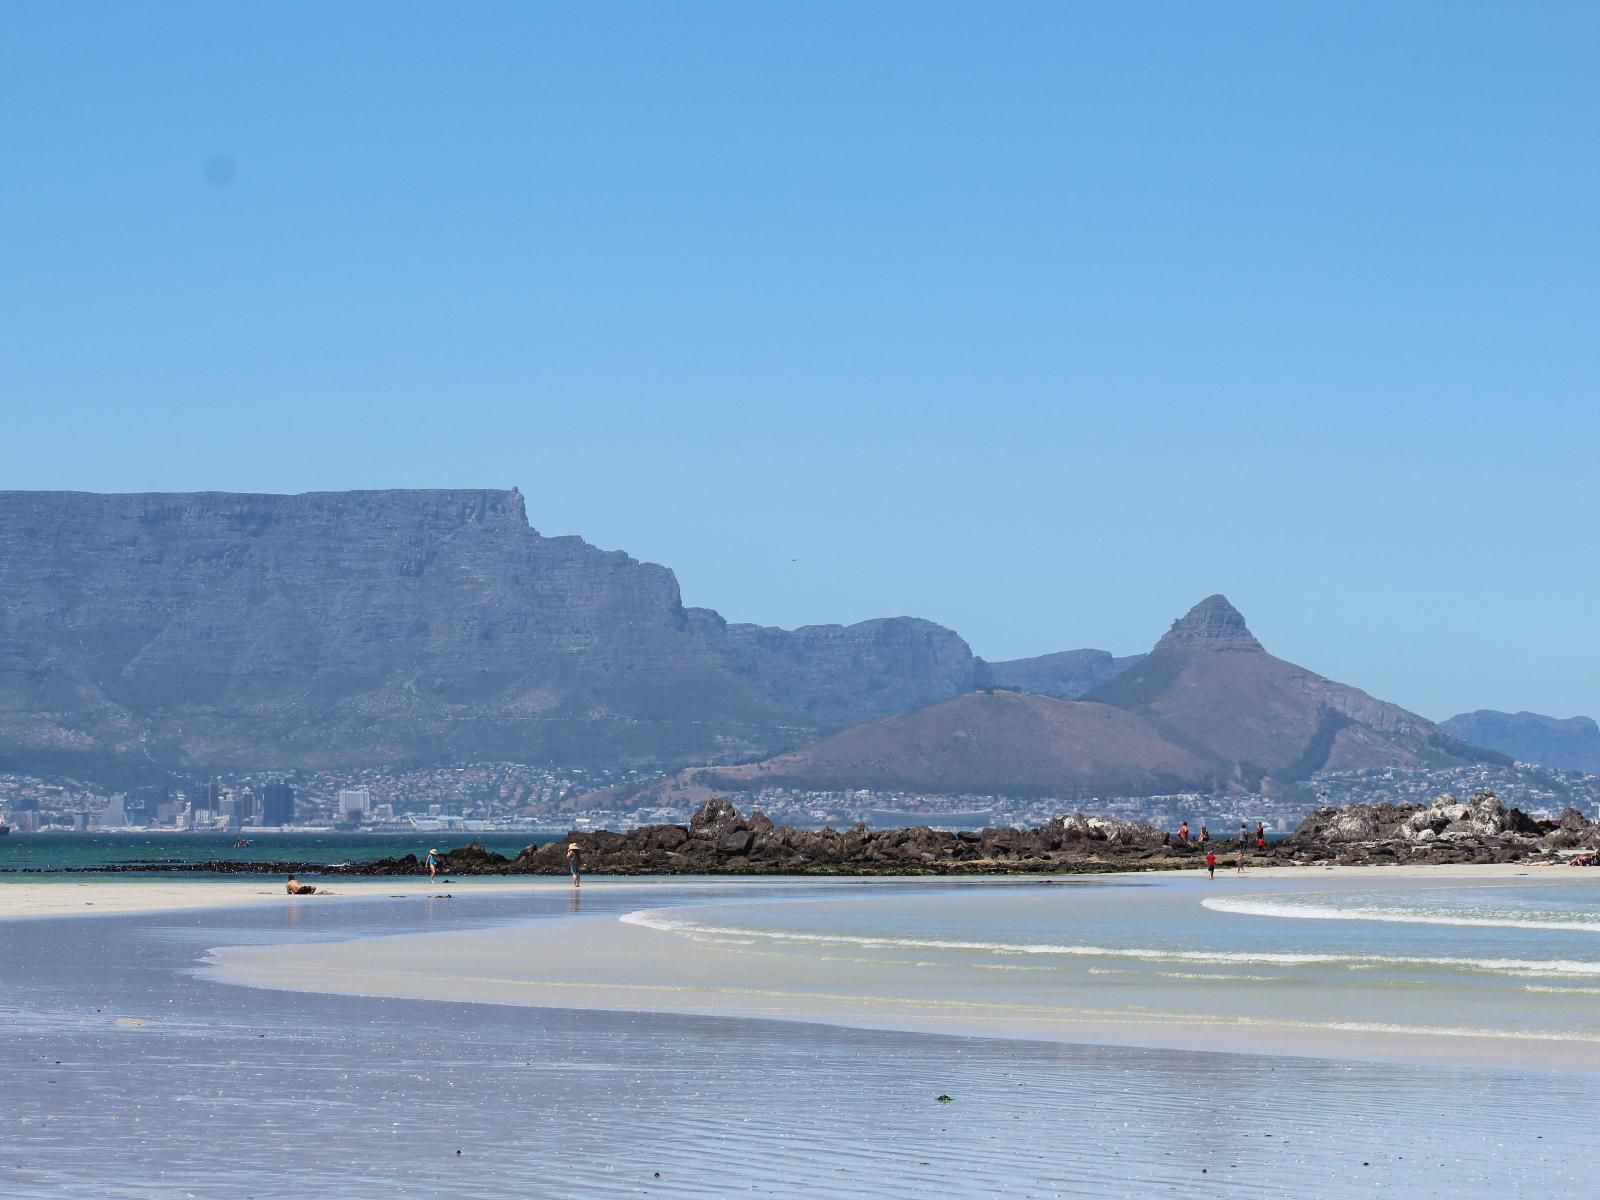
xmin=566 ymin=842 xmax=582 ymax=888
xmin=425 ymin=847 xmax=440 ymax=882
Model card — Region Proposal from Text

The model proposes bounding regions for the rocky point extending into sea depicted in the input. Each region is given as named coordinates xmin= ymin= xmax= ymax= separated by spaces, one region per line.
xmin=79 ymin=791 xmax=1600 ymax=878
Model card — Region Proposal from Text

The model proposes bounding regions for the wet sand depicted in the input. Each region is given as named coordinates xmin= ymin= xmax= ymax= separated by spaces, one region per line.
xmin=201 ymin=862 xmax=1600 ymax=1074
xmin=8 ymin=874 xmax=1597 ymax=1198
xmin=0 ymin=874 xmax=548 ymax=919
xmin=0 ymin=859 xmax=1560 ymax=922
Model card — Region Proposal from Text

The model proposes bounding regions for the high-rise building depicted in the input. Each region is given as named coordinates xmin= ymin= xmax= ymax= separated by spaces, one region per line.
xmin=338 ymin=788 xmax=370 ymax=821
xmin=219 ymin=790 xmax=256 ymax=825
xmin=191 ymin=780 xmax=221 ymax=813
xmin=261 ymin=782 xmax=295 ymax=826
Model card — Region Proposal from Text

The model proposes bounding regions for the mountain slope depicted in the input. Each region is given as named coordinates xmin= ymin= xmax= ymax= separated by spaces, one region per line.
xmin=0 ymin=489 xmax=810 ymax=775
xmin=0 ymin=488 xmax=1130 ymax=779
xmin=1441 ymin=711 xmax=1600 ymax=774
xmin=687 ymin=609 xmax=978 ymax=727
xmin=1086 ymin=595 xmax=1505 ymax=784
xmin=974 ymin=648 xmax=1144 ymax=698
xmin=651 ymin=690 xmax=1214 ymax=801
xmin=605 ymin=595 xmax=1505 ymax=806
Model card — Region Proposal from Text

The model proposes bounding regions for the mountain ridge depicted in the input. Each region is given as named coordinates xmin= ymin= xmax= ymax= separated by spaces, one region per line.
xmin=0 ymin=488 xmax=1131 ymax=780
xmin=1440 ymin=710 xmax=1600 ymax=774
xmin=599 ymin=595 xmax=1505 ymax=808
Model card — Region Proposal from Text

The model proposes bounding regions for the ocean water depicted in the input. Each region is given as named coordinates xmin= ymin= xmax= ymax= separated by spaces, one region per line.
xmin=615 ymin=872 xmax=1600 ymax=1062
xmin=0 ymin=831 xmax=549 ymax=873
xmin=8 ymin=872 xmax=1600 ymax=1197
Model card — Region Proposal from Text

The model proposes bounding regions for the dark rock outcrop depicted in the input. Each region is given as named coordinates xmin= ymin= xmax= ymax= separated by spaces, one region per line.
xmin=1282 ymin=789 xmax=1597 ymax=864
xmin=68 ymin=796 xmax=1600 ymax=878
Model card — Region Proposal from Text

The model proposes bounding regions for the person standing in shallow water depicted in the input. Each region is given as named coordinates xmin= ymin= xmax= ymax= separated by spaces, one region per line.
xmin=425 ymin=848 xmax=440 ymax=882
xmin=566 ymin=842 xmax=582 ymax=887
xmin=1205 ymin=849 xmax=1217 ymax=880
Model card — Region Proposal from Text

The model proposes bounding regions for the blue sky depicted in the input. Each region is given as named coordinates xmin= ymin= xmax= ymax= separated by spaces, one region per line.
xmin=2 ymin=2 xmax=1596 ymax=723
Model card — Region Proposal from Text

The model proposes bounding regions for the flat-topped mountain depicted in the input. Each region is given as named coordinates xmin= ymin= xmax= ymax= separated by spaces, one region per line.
xmin=0 ymin=489 xmax=795 ymax=774
xmin=1440 ymin=711 xmax=1600 ymax=774
xmin=0 ymin=488 xmax=1129 ymax=779
xmin=600 ymin=595 xmax=1504 ymax=808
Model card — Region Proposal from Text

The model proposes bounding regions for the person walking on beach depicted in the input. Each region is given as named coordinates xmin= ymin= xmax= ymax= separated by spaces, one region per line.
xmin=566 ymin=842 xmax=582 ymax=888
xmin=1205 ymin=849 xmax=1217 ymax=880
xmin=425 ymin=848 xmax=440 ymax=882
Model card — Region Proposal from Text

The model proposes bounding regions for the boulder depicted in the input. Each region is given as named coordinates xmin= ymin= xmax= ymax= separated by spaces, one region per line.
xmin=690 ymin=797 xmax=748 ymax=839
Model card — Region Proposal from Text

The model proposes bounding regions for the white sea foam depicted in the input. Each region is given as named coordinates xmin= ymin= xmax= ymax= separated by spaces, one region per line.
xmin=620 ymin=909 xmax=1600 ymax=979
xmin=1524 ymin=984 xmax=1600 ymax=996
xmin=1201 ymin=895 xmax=1600 ymax=933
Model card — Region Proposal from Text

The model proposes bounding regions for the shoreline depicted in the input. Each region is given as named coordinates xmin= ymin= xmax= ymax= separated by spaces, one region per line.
xmin=0 ymin=859 xmax=1564 ymax=922
xmin=194 ymin=862 xmax=1600 ymax=1075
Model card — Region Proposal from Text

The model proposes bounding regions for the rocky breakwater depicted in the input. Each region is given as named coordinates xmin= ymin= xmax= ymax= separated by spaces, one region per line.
xmin=393 ymin=793 xmax=1600 ymax=877
xmin=348 ymin=799 xmax=1187 ymax=877
xmin=84 ymin=794 xmax=1600 ymax=879
xmin=1279 ymin=789 xmax=1600 ymax=865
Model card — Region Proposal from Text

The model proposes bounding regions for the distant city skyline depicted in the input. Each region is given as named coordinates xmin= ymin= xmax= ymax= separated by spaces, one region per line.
xmin=2 ymin=2 xmax=1595 ymax=723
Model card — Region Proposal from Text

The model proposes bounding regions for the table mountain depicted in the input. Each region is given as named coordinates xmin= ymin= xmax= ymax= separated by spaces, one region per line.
xmin=0 ymin=489 xmax=810 ymax=775
xmin=1440 ymin=710 xmax=1600 ymax=774
xmin=0 ymin=488 xmax=1131 ymax=780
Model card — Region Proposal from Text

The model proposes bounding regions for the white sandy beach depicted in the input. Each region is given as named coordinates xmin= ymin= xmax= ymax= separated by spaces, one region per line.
xmin=0 ymin=874 xmax=572 ymax=920
xmin=10 ymin=863 xmax=1600 ymax=1200
xmin=176 ymin=862 xmax=1600 ymax=1073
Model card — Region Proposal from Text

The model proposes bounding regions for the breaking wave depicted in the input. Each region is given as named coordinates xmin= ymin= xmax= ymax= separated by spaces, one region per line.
xmin=620 ymin=908 xmax=1600 ymax=979
xmin=1201 ymin=895 xmax=1600 ymax=934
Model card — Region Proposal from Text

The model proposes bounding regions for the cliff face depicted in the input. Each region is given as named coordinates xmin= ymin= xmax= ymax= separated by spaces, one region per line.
xmin=975 ymin=648 xmax=1144 ymax=698
xmin=1 ymin=488 xmax=1131 ymax=779
xmin=0 ymin=489 xmax=808 ymax=774
xmin=687 ymin=610 xmax=979 ymax=727
xmin=1441 ymin=711 xmax=1600 ymax=774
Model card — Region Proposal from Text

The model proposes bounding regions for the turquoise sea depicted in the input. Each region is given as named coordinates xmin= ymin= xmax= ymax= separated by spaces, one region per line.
xmin=614 ymin=872 xmax=1600 ymax=1064
xmin=0 ymin=830 xmax=553 ymax=873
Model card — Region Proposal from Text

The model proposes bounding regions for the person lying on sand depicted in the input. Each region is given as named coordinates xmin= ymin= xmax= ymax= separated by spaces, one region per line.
xmin=285 ymin=876 xmax=318 ymax=895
